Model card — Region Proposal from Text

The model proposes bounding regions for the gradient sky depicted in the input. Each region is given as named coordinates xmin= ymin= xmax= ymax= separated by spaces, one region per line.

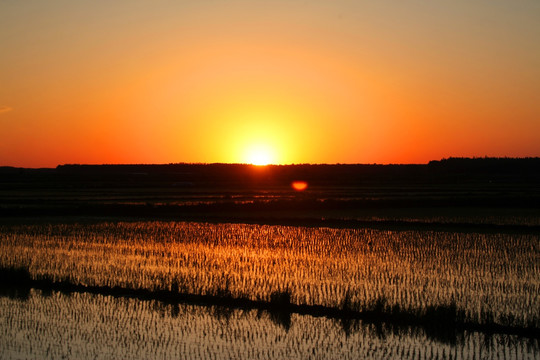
xmin=1 ymin=0 xmax=539 ymax=167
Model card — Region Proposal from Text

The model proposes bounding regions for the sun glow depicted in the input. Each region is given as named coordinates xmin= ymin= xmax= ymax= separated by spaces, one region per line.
xmin=246 ymin=144 xmax=274 ymax=165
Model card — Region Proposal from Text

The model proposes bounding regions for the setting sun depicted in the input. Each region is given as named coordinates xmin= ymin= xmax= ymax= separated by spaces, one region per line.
xmin=246 ymin=144 xmax=274 ymax=166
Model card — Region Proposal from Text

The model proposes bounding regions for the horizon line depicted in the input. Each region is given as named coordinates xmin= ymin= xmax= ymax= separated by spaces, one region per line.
xmin=2 ymin=156 xmax=540 ymax=170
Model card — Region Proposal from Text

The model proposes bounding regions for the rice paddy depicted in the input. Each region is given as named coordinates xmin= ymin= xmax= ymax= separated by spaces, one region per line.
xmin=1 ymin=289 xmax=538 ymax=360
xmin=0 ymin=221 xmax=538 ymax=331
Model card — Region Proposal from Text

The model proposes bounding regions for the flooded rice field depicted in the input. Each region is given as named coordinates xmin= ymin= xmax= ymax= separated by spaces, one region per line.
xmin=0 ymin=221 xmax=538 ymax=359
xmin=1 ymin=290 xmax=538 ymax=360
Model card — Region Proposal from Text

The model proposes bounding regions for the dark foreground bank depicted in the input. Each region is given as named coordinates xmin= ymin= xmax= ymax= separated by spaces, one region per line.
xmin=1 ymin=158 xmax=540 ymax=230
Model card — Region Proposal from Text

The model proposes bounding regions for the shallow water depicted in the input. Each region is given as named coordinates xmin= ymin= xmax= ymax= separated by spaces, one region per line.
xmin=2 ymin=221 xmax=539 ymax=328
xmin=1 ymin=290 xmax=537 ymax=360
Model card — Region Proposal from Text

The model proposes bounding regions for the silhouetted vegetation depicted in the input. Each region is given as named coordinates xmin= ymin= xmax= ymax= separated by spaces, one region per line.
xmin=1 ymin=158 xmax=539 ymax=229
xmin=2 ymin=156 xmax=539 ymax=188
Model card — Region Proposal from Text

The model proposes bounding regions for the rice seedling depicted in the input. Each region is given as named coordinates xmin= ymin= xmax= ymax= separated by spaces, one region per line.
xmin=0 ymin=221 xmax=538 ymax=330
xmin=0 ymin=290 xmax=538 ymax=360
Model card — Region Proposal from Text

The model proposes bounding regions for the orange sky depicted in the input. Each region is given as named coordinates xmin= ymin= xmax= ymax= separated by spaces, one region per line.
xmin=1 ymin=1 xmax=539 ymax=167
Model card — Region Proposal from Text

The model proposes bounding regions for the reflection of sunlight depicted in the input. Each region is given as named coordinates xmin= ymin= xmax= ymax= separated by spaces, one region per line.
xmin=292 ymin=181 xmax=308 ymax=191
xmin=246 ymin=144 xmax=274 ymax=165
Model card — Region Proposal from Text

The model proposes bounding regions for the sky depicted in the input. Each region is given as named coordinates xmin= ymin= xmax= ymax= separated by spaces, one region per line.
xmin=1 ymin=0 xmax=539 ymax=167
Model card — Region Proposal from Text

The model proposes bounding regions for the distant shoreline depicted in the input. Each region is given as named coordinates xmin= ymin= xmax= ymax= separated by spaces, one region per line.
xmin=1 ymin=156 xmax=539 ymax=170
xmin=2 ymin=157 xmax=539 ymax=230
